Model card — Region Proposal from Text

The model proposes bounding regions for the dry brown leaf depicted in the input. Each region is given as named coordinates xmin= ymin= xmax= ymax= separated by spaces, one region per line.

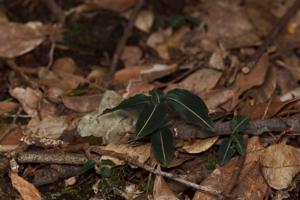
xmin=180 ymin=137 xmax=218 ymax=154
xmin=203 ymin=87 xmax=237 ymax=112
xmin=0 ymin=101 xmax=18 ymax=116
xmin=153 ymin=175 xmax=179 ymax=200
xmin=184 ymin=0 xmax=260 ymax=51
xmin=230 ymin=137 xmax=268 ymax=199
xmin=9 ymin=87 xmax=43 ymax=117
xmin=100 ymin=143 xmax=151 ymax=165
xmin=121 ymin=46 xmax=142 ymax=67
xmin=52 ymin=57 xmax=78 ymax=75
xmin=256 ymin=67 xmax=277 ymax=101
xmin=177 ymin=68 xmax=222 ymax=95
xmin=10 ymin=172 xmax=42 ymax=200
xmin=113 ymin=63 xmax=177 ymax=84
xmin=0 ymin=126 xmax=23 ymax=146
xmin=260 ymin=144 xmax=300 ymax=190
xmin=0 ymin=21 xmax=46 ymax=58
xmin=155 ymin=26 xmax=190 ymax=60
xmin=238 ymin=98 xmax=299 ymax=120
xmin=62 ymin=94 xmax=102 ymax=113
xmin=193 ymin=137 xmax=268 ymax=200
xmin=135 ymin=10 xmax=154 ymax=32
xmin=26 ymin=116 xmax=68 ymax=139
xmin=234 ymin=54 xmax=269 ymax=99
xmin=85 ymin=0 xmax=137 ymax=12
xmin=124 ymin=82 xmax=155 ymax=97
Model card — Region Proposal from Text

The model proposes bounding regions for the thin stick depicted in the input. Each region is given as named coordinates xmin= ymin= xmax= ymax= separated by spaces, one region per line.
xmin=107 ymin=0 xmax=145 ymax=86
xmin=89 ymin=146 xmax=224 ymax=198
xmin=247 ymin=0 xmax=300 ymax=69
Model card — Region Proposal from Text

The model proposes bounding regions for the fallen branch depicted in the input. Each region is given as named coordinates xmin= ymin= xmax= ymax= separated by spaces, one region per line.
xmin=107 ymin=0 xmax=145 ymax=86
xmin=174 ymin=117 xmax=300 ymax=139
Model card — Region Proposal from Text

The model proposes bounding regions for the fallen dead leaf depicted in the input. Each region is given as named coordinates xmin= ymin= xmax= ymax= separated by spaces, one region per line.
xmin=113 ymin=63 xmax=177 ymax=84
xmin=0 ymin=101 xmax=18 ymax=116
xmin=121 ymin=46 xmax=143 ymax=67
xmin=0 ymin=126 xmax=23 ymax=146
xmin=52 ymin=57 xmax=78 ymax=75
xmin=100 ymin=143 xmax=151 ymax=165
xmin=0 ymin=21 xmax=46 ymax=58
xmin=233 ymin=54 xmax=269 ymax=101
xmin=260 ymin=144 xmax=300 ymax=190
xmin=26 ymin=116 xmax=68 ymax=139
xmin=238 ymin=98 xmax=300 ymax=120
xmin=180 ymin=137 xmax=219 ymax=154
xmin=177 ymin=68 xmax=222 ymax=95
xmin=62 ymin=94 xmax=102 ymax=113
xmin=153 ymin=175 xmax=179 ymax=200
xmin=203 ymin=87 xmax=237 ymax=112
xmin=135 ymin=10 xmax=154 ymax=33
xmin=10 ymin=172 xmax=42 ymax=200
xmin=193 ymin=137 xmax=268 ymax=200
xmin=9 ymin=87 xmax=43 ymax=117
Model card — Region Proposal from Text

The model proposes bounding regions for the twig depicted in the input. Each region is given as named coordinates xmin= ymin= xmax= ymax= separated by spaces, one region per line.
xmin=17 ymin=151 xmax=88 ymax=165
xmin=88 ymin=146 xmax=224 ymax=198
xmin=107 ymin=0 xmax=145 ymax=86
xmin=246 ymin=0 xmax=300 ymax=69
xmin=174 ymin=117 xmax=300 ymax=139
xmin=5 ymin=59 xmax=38 ymax=88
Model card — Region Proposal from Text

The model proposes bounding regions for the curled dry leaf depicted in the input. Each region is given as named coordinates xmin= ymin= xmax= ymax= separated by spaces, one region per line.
xmin=9 ymin=87 xmax=43 ymax=117
xmin=180 ymin=137 xmax=219 ymax=154
xmin=10 ymin=172 xmax=42 ymax=200
xmin=0 ymin=21 xmax=46 ymax=58
xmin=260 ymin=144 xmax=300 ymax=190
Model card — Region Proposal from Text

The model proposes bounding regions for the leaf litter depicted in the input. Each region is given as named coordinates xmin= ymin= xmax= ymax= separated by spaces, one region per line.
xmin=2 ymin=0 xmax=300 ymax=199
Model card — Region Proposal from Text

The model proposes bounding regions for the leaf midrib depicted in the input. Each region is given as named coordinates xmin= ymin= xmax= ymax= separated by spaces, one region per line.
xmin=136 ymin=104 xmax=158 ymax=138
xmin=168 ymin=97 xmax=213 ymax=130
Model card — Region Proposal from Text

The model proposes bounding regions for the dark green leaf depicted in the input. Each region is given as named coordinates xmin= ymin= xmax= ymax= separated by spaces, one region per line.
xmin=218 ymin=138 xmax=236 ymax=166
xmin=151 ymin=128 xmax=174 ymax=166
xmin=230 ymin=115 xmax=249 ymax=134
xmin=99 ymin=167 xmax=111 ymax=178
xmin=103 ymin=94 xmax=151 ymax=114
xmin=232 ymin=134 xmax=246 ymax=156
xmin=166 ymin=89 xmax=214 ymax=131
xmin=80 ymin=160 xmax=96 ymax=174
xmin=135 ymin=103 xmax=167 ymax=139
xmin=149 ymin=89 xmax=165 ymax=104
xmin=101 ymin=159 xmax=115 ymax=166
